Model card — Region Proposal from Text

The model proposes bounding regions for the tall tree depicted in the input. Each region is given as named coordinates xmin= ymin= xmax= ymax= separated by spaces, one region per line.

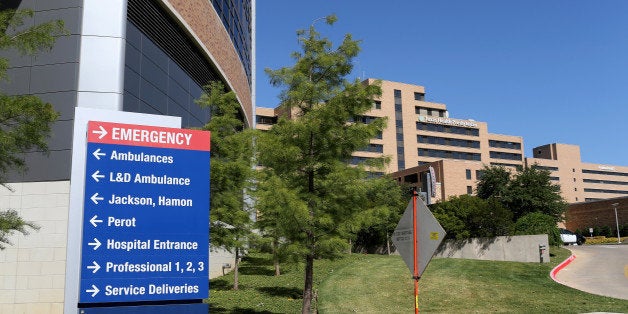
xmin=254 ymin=171 xmax=307 ymax=276
xmin=258 ymin=15 xmax=388 ymax=313
xmin=198 ymin=81 xmax=256 ymax=290
xmin=475 ymin=165 xmax=511 ymax=200
xmin=350 ymin=176 xmax=407 ymax=254
xmin=0 ymin=7 xmax=65 ymax=249
xmin=476 ymin=164 xmax=568 ymax=222
xmin=503 ymin=165 xmax=567 ymax=222
xmin=431 ymin=194 xmax=513 ymax=240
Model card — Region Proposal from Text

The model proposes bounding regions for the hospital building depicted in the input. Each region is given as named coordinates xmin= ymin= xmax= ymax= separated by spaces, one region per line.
xmin=257 ymin=79 xmax=628 ymax=205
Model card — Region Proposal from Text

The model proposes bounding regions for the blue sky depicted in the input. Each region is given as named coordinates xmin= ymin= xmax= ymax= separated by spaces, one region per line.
xmin=255 ymin=1 xmax=627 ymax=166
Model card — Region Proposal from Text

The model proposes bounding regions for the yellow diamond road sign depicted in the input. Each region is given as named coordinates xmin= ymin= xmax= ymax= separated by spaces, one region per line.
xmin=392 ymin=197 xmax=446 ymax=276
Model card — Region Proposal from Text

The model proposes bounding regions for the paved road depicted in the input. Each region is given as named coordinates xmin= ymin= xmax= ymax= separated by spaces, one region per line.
xmin=555 ymin=245 xmax=628 ymax=300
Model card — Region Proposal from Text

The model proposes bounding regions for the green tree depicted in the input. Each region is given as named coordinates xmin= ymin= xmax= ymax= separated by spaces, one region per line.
xmin=258 ymin=15 xmax=388 ymax=313
xmin=431 ymin=194 xmax=513 ymax=240
xmin=476 ymin=165 xmax=568 ymax=223
xmin=350 ymin=177 xmax=407 ymax=254
xmin=503 ymin=165 xmax=567 ymax=222
xmin=513 ymin=212 xmax=561 ymax=246
xmin=475 ymin=165 xmax=511 ymax=200
xmin=198 ymin=81 xmax=256 ymax=290
xmin=0 ymin=7 xmax=65 ymax=249
xmin=254 ymin=171 xmax=308 ymax=276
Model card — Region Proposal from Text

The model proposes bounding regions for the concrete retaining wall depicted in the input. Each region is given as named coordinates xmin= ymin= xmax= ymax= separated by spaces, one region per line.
xmin=434 ymin=234 xmax=550 ymax=263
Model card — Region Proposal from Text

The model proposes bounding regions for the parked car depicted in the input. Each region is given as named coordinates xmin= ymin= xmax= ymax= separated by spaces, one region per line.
xmin=575 ymin=233 xmax=586 ymax=245
xmin=560 ymin=228 xmax=585 ymax=245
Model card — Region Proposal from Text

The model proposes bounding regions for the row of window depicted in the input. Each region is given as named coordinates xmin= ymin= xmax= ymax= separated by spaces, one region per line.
xmin=256 ymin=115 xmax=277 ymax=125
xmin=490 ymin=162 xmax=521 ymax=168
xmin=489 ymin=151 xmax=522 ymax=161
xmin=349 ymin=156 xmax=374 ymax=165
xmin=415 ymin=106 xmax=446 ymax=117
xmin=583 ymin=188 xmax=628 ymax=195
xmin=350 ymin=115 xmax=380 ymax=124
xmin=418 ymin=135 xmax=480 ymax=148
xmin=489 ymin=140 xmax=521 ymax=150
xmin=211 ymin=0 xmax=252 ymax=85
xmin=416 ymin=122 xmax=480 ymax=136
xmin=123 ymin=21 xmax=208 ymax=128
xmin=395 ymin=90 xmax=406 ymax=170
xmin=582 ymin=169 xmax=628 ymax=177
xmin=357 ymin=144 xmax=384 ymax=153
xmin=465 ymin=169 xmax=484 ymax=180
xmin=583 ymin=179 xmax=628 ymax=186
xmin=418 ymin=148 xmax=481 ymax=161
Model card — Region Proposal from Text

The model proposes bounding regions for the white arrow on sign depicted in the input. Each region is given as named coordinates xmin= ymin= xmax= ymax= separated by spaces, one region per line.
xmin=90 ymin=193 xmax=103 ymax=205
xmin=87 ymin=261 xmax=101 ymax=273
xmin=89 ymin=215 xmax=103 ymax=227
xmin=91 ymin=170 xmax=105 ymax=182
xmin=392 ymin=196 xmax=446 ymax=277
xmin=86 ymin=284 xmax=100 ymax=297
xmin=92 ymin=148 xmax=106 ymax=160
xmin=88 ymin=238 xmax=101 ymax=250
xmin=92 ymin=125 xmax=108 ymax=139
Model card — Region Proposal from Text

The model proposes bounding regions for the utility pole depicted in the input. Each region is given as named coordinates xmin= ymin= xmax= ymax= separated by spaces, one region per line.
xmin=612 ymin=203 xmax=621 ymax=244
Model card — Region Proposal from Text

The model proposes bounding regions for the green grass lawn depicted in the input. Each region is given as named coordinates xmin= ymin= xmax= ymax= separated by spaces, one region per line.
xmin=209 ymin=248 xmax=628 ymax=313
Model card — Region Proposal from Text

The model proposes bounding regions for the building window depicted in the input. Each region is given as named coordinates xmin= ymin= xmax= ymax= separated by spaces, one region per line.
xmin=489 ymin=140 xmax=521 ymax=150
xmin=467 ymin=186 xmax=473 ymax=195
xmin=476 ymin=170 xmax=484 ymax=179
xmin=489 ymin=151 xmax=523 ymax=161
xmin=123 ymin=22 xmax=210 ymax=128
xmin=256 ymin=115 xmax=277 ymax=125
xmin=394 ymin=89 xmax=402 ymax=98
xmin=466 ymin=169 xmax=472 ymax=180
xmin=416 ymin=122 xmax=480 ymax=136
xmin=414 ymin=92 xmax=425 ymax=101
xmin=210 ymin=0 xmax=253 ymax=84
xmin=418 ymin=148 xmax=481 ymax=161
xmin=373 ymin=100 xmax=381 ymax=109
xmin=358 ymin=144 xmax=384 ymax=153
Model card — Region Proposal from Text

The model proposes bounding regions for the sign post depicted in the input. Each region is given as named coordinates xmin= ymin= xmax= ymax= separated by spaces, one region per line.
xmin=78 ymin=121 xmax=210 ymax=311
xmin=392 ymin=192 xmax=446 ymax=313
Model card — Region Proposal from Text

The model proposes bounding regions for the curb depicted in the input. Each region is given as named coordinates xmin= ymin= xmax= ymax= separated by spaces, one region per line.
xmin=550 ymin=254 xmax=576 ymax=283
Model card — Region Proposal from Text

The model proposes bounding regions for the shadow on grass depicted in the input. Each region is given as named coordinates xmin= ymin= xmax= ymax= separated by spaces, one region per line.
xmin=239 ymin=266 xmax=275 ymax=276
xmin=209 ymin=279 xmax=232 ymax=291
xmin=208 ymin=305 xmax=280 ymax=314
xmin=257 ymin=286 xmax=302 ymax=299
xmin=242 ymin=255 xmax=274 ymax=266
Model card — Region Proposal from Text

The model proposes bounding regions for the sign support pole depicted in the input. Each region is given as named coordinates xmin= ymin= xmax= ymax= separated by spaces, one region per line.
xmin=412 ymin=191 xmax=420 ymax=314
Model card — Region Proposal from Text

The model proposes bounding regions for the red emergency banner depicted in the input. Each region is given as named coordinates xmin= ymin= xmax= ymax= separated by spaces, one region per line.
xmin=87 ymin=121 xmax=210 ymax=151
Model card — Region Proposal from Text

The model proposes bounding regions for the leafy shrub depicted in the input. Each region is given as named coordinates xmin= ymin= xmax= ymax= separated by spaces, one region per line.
xmin=513 ymin=212 xmax=560 ymax=246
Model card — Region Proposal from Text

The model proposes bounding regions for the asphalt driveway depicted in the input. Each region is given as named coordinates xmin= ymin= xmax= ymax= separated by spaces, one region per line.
xmin=555 ymin=245 xmax=628 ymax=300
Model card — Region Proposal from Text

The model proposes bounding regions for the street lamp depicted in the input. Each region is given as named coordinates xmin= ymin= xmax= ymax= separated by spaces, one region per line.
xmin=611 ymin=202 xmax=620 ymax=244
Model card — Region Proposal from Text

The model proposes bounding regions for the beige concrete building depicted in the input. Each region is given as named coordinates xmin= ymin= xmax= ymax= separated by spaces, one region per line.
xmin=526 ymin=143 xmax=628 ymax=203
xmin=256 ymin=78 xmax=628 ymax=205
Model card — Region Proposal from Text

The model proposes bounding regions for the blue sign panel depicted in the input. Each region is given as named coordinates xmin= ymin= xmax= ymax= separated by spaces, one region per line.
xmin=79 ymin=121 xmax=210 ymax=304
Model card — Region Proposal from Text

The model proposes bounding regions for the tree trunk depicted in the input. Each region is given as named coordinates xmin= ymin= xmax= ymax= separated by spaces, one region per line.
xmin=301 ymin=249 xmax=314 ymax=314
xmin=233 ymin=248 xmax=239 ymax=290
xmin=386 ymin=231 xmax=391 ymax=255
xmin=273 ymin=238 xmax=281 ymax=276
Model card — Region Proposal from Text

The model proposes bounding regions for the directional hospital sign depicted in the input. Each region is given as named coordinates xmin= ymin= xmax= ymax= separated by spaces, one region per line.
xmin=79 ymin=121 xmax=210 ymax=304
